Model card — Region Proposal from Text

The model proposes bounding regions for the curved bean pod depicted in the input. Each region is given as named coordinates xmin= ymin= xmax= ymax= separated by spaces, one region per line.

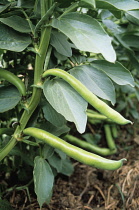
xmin=23 ymin=127 xmax=126 ymax=170
xmin=42 ymin=69 xmax=132 ymax=125
xmin=0 ymin=68 xmax=26 ymax=96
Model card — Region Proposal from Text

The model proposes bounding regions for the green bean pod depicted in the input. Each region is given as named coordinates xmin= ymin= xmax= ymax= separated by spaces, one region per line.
xmin=111 ymin=124 xmax=118 ymax=139
xmin=42 ymin=69 xmax=132 ymax=125
xmin=23 ymin=127 xmax=126 ymax=170
xmin=104 ymin=124 xmax=116 ymax=150
xmin=64 ymin=135 xmax=117 ymax=156
xmin=0 ymin=68 xmax=26 ymax=96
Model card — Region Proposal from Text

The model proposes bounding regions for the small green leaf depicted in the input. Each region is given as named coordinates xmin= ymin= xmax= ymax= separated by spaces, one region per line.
xmin=92 ymin=60 xmax=135 ymax=87
xmin=70 ymin=65 xmax=116 ymax=104
xmin=0 ymin=24 xmax=31 ymax=52
xmin=79 ymin=0 xmax=96 ymax=9
xmin=42 ymin=144 xmax=54 ymax=159
xmin=125 ymin=10 xmax=139 ymax=26
xmin=60 ymin=157 xmax=74 ymax=176
xmin=0 ymin=16 xmax=32 ymax=33
xmin=121 ymin=35 xmax=139 ymax=49
xmin=51 ymin=12 xmax=116 ymax=62
xmin=43 ymin=79 xmax=88 ymax=133
xmin=33 ymin=156 xmax=54 ymax=208
xmin=96 ymin=0 xmax=139 ymax=11
xmin=50 ymin=30 xmax=72 ymax=57
xmin=55 ymin=148 xmax=67 ymax=160
xmin=48 ymin=152 xmax=63 ymax=172
xmin=0 ymin=3 xmax=10 ymax=13
xmin=0 ymin=86 xmax=21 ymax=113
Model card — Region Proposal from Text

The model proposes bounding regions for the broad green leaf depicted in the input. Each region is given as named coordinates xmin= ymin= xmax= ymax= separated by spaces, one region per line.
xmin=96 ymin=0 xmax=139 ymax=11
xmin=0 ymin=16 xmax=32 ymax=33
xmin=33 ymin=156 xmax=54 ymax=208
xmin=92 ymin=60 xmax=135 ymax=87
xmin=50 ymin=30 xmax=72 ymax=57
xmin=0 ymin=86 xmax=21 ymax=113
xmin=42 ymin=100 xmax=66 ymax=127
xmin=125 ymin=10 xmax=139 ymax=25
xmin=70 ymin=65 xmax=116 ymax=104
xmin=0 ymin=24 xmax=31 ymax=52
xmin=43 ymin=79 xmax=88 ymax=133
xmin=51 ymin=12 xmax=116 ymax=62
xmin=79 ymin=0 xmax=96 ymax=9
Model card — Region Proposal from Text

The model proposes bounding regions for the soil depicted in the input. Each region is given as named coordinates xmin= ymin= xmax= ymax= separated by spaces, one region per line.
xmin=1 ymin=124 xmax=139 ymax=210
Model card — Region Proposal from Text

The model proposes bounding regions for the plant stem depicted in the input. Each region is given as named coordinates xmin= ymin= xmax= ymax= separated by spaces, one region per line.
xmin=0 ymin=26 xmax=52 ymax=161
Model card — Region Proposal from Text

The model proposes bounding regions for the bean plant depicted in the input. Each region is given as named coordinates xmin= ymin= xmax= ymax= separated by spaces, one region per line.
xmin=0 ymin=0 xmax=139 ymax=208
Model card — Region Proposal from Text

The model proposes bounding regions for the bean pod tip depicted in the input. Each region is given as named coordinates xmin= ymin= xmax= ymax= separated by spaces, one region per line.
xmin=121 ymin=158 xmax=127 ymax=165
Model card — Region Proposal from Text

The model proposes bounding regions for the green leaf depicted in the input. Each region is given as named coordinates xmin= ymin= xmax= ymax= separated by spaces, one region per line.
xmin=55 ymin=148 xmax=67 ymax=160
xmin=48 ymin=152 xmax=63 ymax=172
xmin=0 ymin=199 xmax=13 ymax=210
xmin=60 ymin=157 xmax=74 ymax=176
xmin=91 ymin=60 xmax=135 ymax=87
xmin=0 ymin=24 xmax=31 ymax=52
xmin=33 ymin=156 xmax=54 ymax=208
xmin=125 ymin=10 xmax=139 ymax=25
xmin=0 ymin=3 xmax=10 ymax=13
xmin=79 ymin=0 xmax=96 ymax=9
xmin=40 ymin=121 xmax=70 ymax=137
xmin=48 ymin=152 xmax=74 ymax=176
xmin=0 ymin=16 xmax=32 ymax=33
xmin=17 ymin=0 xmax=35 ymax=8
xmin=43 ymin=79 xmax=88 ymax=133
xmin=70 ymin=65 xmax=116 ymax=104
xmin=42 ymin=144 xmax=54 ymax=159
xmin=96 ymin=0 xmax=139 ymax=11
xmin=121 ymin=35 xmax=139 ymax=49
xmin=42 ymin=100 xmax=66 ymax=127
xmin=0 ymin=86 xmax=21 ymax=113
xmin=51 ymin=12 xmax=116 ymax=62
xmin=50 ymin=30 xmax=72 ymax=57
xmin=54 ymin=50 xmax=67 ymax=61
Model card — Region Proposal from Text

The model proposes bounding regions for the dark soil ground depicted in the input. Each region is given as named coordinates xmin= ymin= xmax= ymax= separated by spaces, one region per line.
xmin=1 ymin=124 xmax=139 ymax=210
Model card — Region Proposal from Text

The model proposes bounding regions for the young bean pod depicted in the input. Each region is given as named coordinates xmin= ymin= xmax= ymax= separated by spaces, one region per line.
xmin=0 ymin=68 xmax=26 ymax=96
xmin=104 ymin=124 xmax=116 ymax=150
xmin=23 ymin=127 xmax=126 ymax=170
xmin=42 ymin=69 xmax=132 ymax=125
xmin=64 ymin=135 xmax=117 ymax=156
xmin=111 ymin=124 xmax=118 ymax=139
